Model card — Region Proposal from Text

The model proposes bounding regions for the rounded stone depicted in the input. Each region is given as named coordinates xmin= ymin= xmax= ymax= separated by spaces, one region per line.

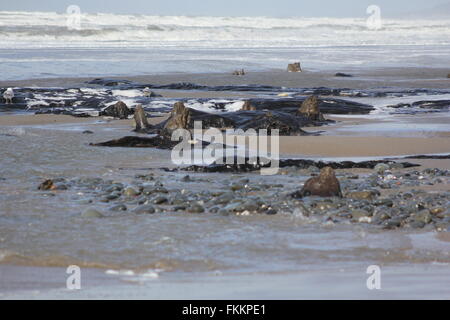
xmin=133 ymin=204 xmax=156 ymax=214
xmin=123 ymin=187 xmax=138 ymax=197
xmin=109 ymin=204 xmax=127 ymax=212
xmin=187 ymin=204 xmax=205 ymax=213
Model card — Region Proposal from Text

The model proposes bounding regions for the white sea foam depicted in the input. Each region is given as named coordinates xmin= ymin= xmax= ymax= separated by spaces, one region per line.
xmin=0 ymin=11 xmax=449 ymax=48
xmin=1 ymin=11 xmax=450 ymax=79
xmin=111 ymin=89 xmax=144 ymax=98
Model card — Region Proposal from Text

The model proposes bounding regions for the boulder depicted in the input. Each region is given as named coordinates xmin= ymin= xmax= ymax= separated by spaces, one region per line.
xmin=287 ymin=62 xmax=302 ymax=72
xmin=101 ymin=101 xmax=132 ymax=119
xmin=296 ymin=166 xmax=342 ymax=197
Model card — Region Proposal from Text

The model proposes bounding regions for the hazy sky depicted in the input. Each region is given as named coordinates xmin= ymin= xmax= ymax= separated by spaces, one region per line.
xmin=1 ymin=0 xmax=449 ymax=17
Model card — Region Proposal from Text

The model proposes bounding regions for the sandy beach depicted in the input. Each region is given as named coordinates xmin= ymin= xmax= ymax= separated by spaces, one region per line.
xmin=1 ymin=67 xmax=449 ymax=90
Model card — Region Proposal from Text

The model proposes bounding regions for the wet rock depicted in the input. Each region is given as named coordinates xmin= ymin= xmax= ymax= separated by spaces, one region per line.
xmin=101 ymin=101 xmax=132 ymax=119
xmin=430 ymin=207 xmax=445 ymax=215
xmin=372 ymin=210 xmax=391 ymax=224
xmin=90 ymin=135 xmax=181 ymax=149
xmin=236 ymin=111 xmax=313 ymax=135
xmin=133 ymin=204 xmax=156 ymax=214
xmin=389 ymin=163 xmax=404 ymax=170
xmin=181 ymin=175 xmax=192 ymax=182
xmin=152 ymin=196 xmax=168 ymax=204
xmin=335 ymin=73 xmax=353 ymax=77
xmin=230 ymin=183 xmax=244 ymax=191
xmin=410 ymin=220 xmax=426 ymax=229
xmin=346 ymin=191 xmax=375 ymax=200
xmin=81 ymin=209 xmax=104 ymax=218
xmin=386 ymin=103 xmax=411 ymax=109
xmin=38 ymin=179 xmax=56 ymax=191
xmin=123 ymin=187 xmax=139 ymax=197
xmin=232 ymin=69 xmax=245 ymax=76
xmin=413 ymin=209 xmax=432 ymax=224
xmin=373 ymin=198 xmax=394 ymax=207
xmin=402 ymin=154 xmax=450 ymax=160
xmin=187 ymin=204 xmax=205 ymax=213
xmin=351 ymin=209 xmax=371 ymax=222
xmin=180 ymin=158 xmax=419 ymax=174
xmin=133 ymin=104 xmax=152 ymax=133
xmin=287 ymin=62 xmax=302 ymax=72
xmin=109 ymin=204 xmax=127 ymax=212
xmin=411 ymin=100 xmax=450 ymax=110
xmin=86 ymin=78 xmax=133 ymax=87
xmin=297 ymin=95 xmax=325 ymax=121
xmin=247 ymin=97 xmax=375 ymax=115
xmin=294 ymin=167 xmax=342 ymax=198
xmin=383 ymin=218 xmax=402 ymax=229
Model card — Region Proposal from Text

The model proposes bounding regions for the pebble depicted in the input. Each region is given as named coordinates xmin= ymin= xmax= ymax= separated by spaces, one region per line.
xmin=152 ymin=196 xmax=168 ymax=204
xmin=37 ymin=166 xmax=450 ymax=231
xmin=347 ymin=191 xmax=374 ymax=200
xmin=109 ymin=204 xmax=127 ymax=212
xmin=187 ymin=204 xmax=205 ymax=213
xmin=133 ymin=204 xmax=156 ymax=214
xmin=123 ymin=187 xmax=138 ymax=197
xmin=413 ymin=209 xmax=432 ymax=224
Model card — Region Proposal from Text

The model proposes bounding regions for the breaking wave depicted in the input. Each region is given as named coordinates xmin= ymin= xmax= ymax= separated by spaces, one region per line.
xmin=1 ymin=11 xmax=449 ymax=48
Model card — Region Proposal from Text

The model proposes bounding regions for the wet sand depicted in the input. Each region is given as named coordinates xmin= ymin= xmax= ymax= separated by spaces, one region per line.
xmin=2 ymin=263 xmax=450 ymax=299
xmin=1 ymin=69 xmax=450 ymax=300
xmin=1 ymin=67 xmax=449 ymax=90
xmin=1 ymin=114 xmax=448 ymax=169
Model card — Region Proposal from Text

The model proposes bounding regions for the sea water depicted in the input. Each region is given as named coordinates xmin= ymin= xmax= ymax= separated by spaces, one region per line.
xmin=1 ymin=11 xmax=450 ymax=80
